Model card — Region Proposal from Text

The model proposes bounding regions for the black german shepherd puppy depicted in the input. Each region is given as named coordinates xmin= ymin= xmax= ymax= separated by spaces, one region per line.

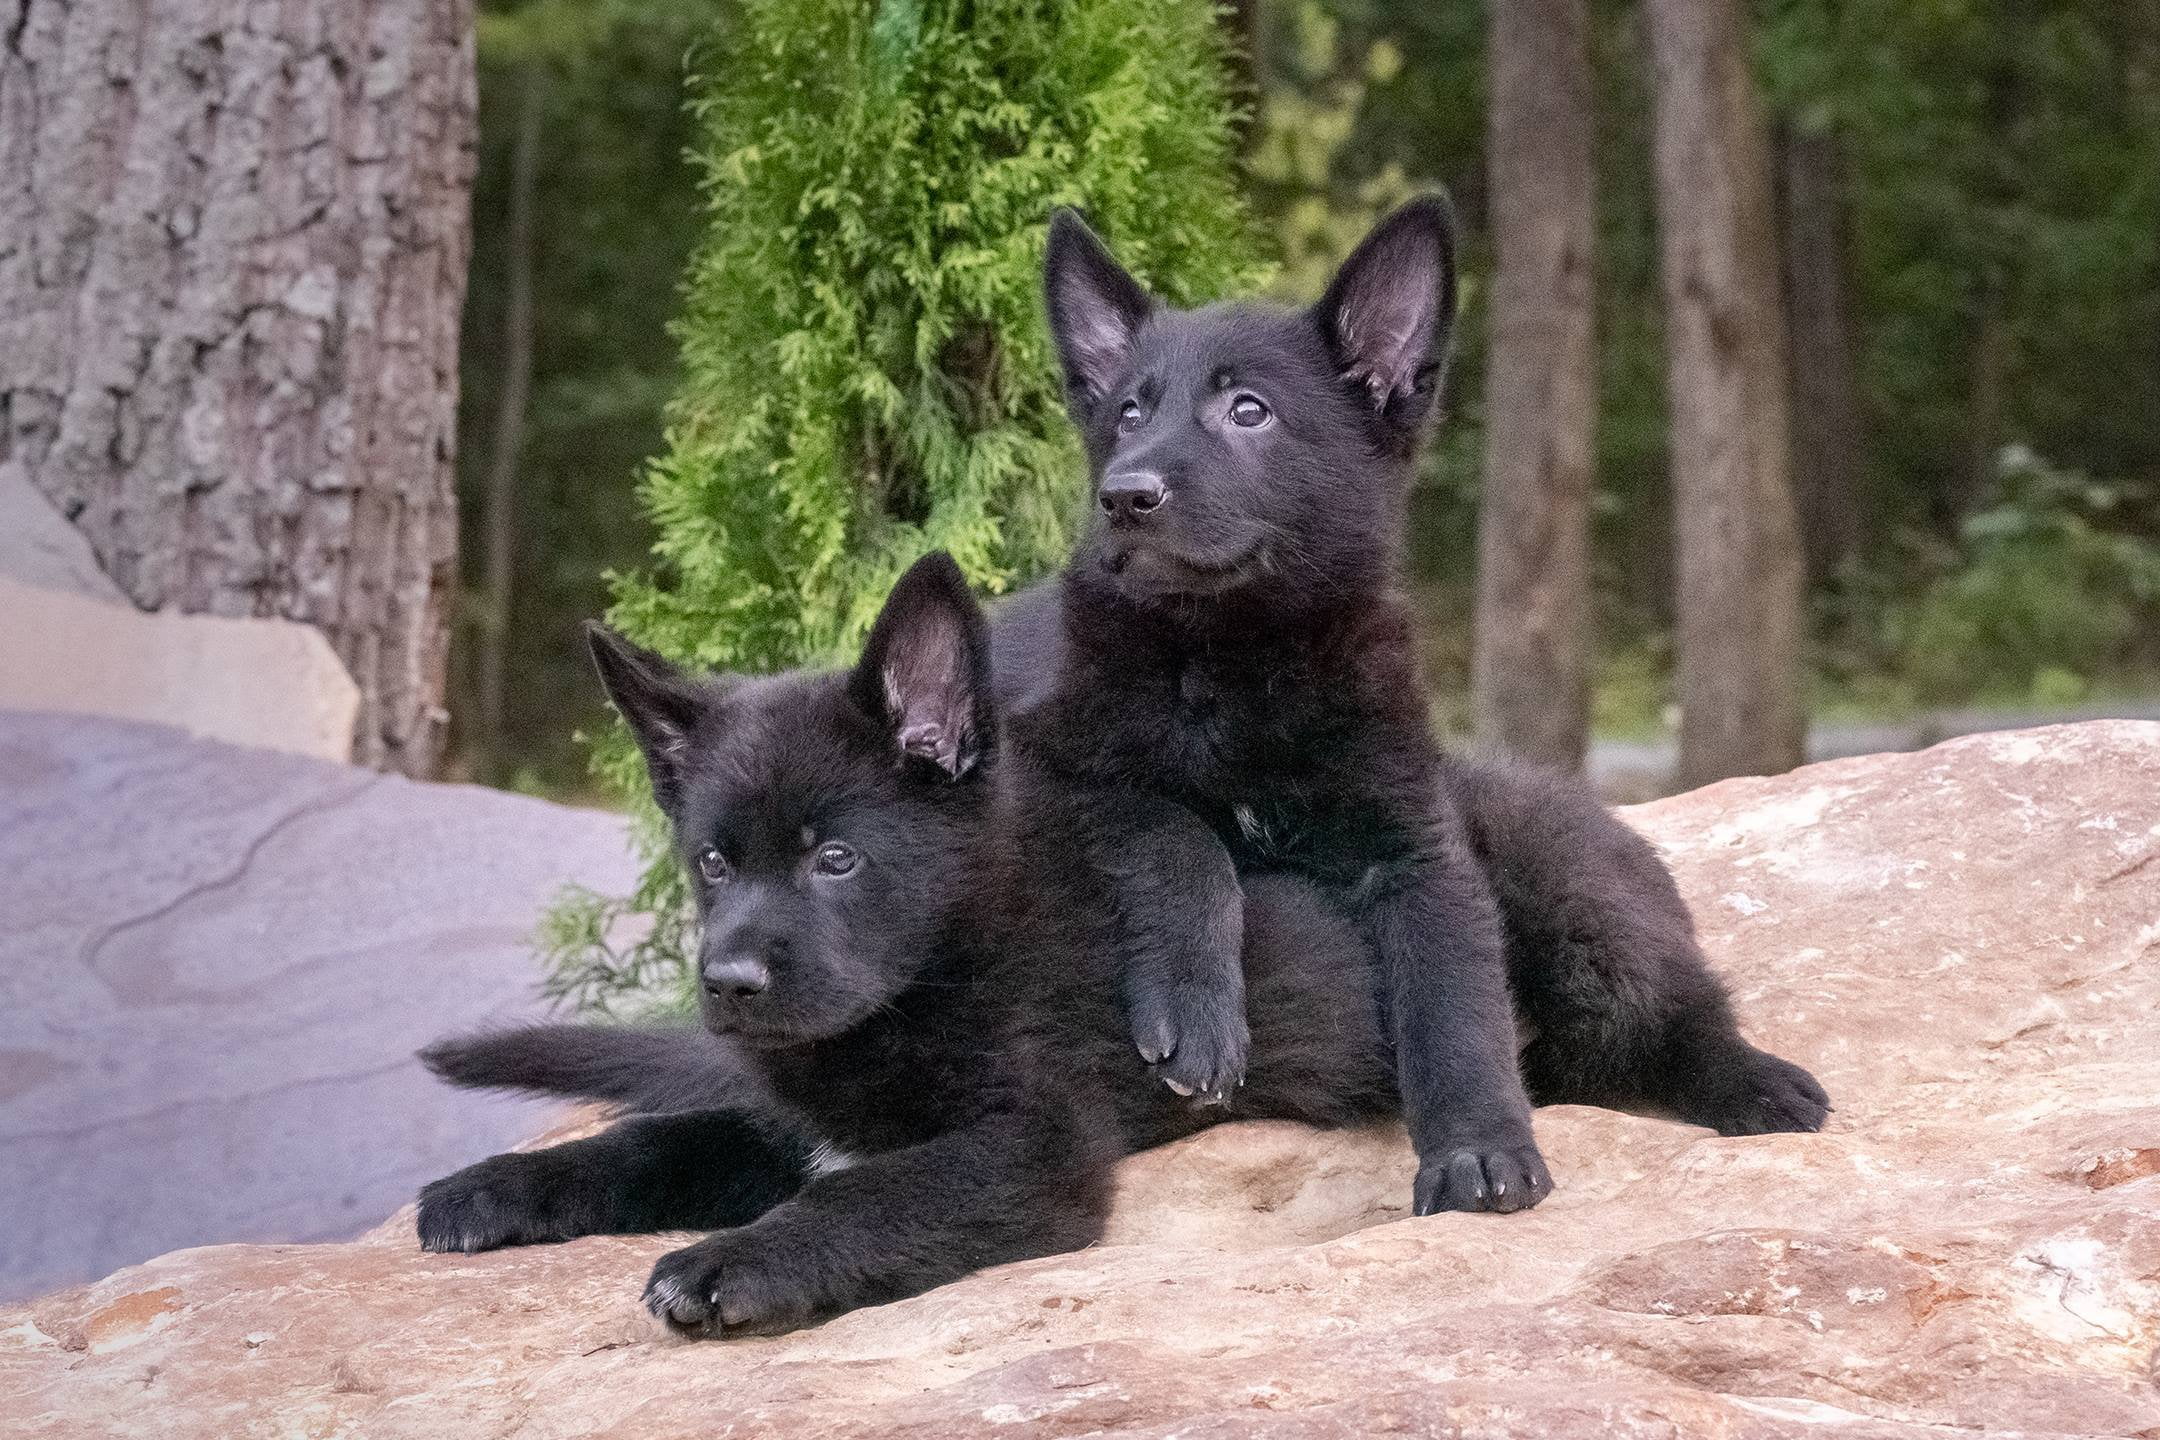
xmin=1003 ymin=196 xmax=1827 ymax=1215
xmin=418 ymin=555 xmax=1398 ymax=1336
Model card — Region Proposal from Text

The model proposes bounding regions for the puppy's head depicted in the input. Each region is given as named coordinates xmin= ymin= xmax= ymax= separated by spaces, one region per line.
xmin=1044 ymin=197 xmax=1457 ymax=612
xmin=589 ymin=553 xmax=997 ymax=1046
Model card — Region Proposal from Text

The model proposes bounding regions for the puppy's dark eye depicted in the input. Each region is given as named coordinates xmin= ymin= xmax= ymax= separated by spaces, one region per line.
xmin=1228 ymin=394 xmax=1271 ymax=428
xmin=696 ymin=847 xmax=730 ymax=884
xmin=813 ymin=841 xmax=858 ymax=877
xmin=1117 ymin=399 xmax=1143 ymax=432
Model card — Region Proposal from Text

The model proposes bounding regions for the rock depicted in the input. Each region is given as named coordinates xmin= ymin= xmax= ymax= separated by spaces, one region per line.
xmin=0 ymin=711 xmax=637 ymax=1303
xmin=0 ymin=463 xmax=127 ymax=602
xmin=0 ymin=576 xmax=363 ymax=762
xmin=0 ymin=469 xmax=362 ymax=761
xmin=5 ymin=721 xmax=2158 ymax=1438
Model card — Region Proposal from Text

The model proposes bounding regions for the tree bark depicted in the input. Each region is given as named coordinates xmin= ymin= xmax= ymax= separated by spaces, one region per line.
xmin=1646 ymin=0 xmax=1806 ymax=787
xmin=1776 ymin=124 xmax=1865 ymax=585
xmin=1471 ymin=0 xmax=1597 ymax=772
xmin=0 ymin=0 xmax=477 ymax=777
xmin=475 ymin=61 xmax=545 ymax=780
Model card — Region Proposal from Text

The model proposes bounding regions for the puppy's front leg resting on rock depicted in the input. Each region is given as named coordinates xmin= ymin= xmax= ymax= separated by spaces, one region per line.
xmin=645 ymin=1104 xmax=1110 ymax=1337
xmin=1092 ymin=792 xmax=1249 ymax=1102
xmin=417 ymin=1109 xmax=810 ymax=1253
xmin=1350 ymin=809 xmax=1552 ymax=1217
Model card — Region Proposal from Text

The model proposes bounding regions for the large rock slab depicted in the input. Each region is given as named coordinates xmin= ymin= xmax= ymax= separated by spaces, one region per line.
xmin=0 ymin=463 xmax=127 ymax=602
xmin=0 ymin=467 xmax=361 ymax=761
xmin=0 ymin=577 xmax=363 ymax=762
xmin=5 ymin=722 xmax=2158 ymax=1437
xmin=0 ymin=711 xmax=636 ymax=1303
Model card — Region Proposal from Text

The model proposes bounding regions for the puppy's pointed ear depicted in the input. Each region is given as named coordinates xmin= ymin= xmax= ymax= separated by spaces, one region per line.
xmin=849 ymin=552 xmax=995 ymax=781
xmin=586 ymin=622 xmax=708 ymax=811
xmin=1313 ymin=194 xmax=1458 ymax=444
xmin=1044 ymin=208 xmax=1153 ymax=415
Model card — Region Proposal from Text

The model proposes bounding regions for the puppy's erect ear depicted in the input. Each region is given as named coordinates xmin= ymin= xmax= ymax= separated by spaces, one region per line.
xmin=586 ymin=622 xmax=708 ymax=811
xmin=1044 ymin=208 xmax=1153 ymax=414
xmin=1313 ymin=194 xmax=1459 ymax=443
xmin=849 ymin=552 xmax=995 ymax=782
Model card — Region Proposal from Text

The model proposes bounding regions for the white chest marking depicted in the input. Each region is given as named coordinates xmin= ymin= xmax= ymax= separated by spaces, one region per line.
xmin=806 ymin=1140 xmax=857 ymax=1178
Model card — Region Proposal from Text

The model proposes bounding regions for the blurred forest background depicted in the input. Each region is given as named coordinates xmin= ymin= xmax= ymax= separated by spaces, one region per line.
xmin=447 ymin=0 xmax=2160 ymax=801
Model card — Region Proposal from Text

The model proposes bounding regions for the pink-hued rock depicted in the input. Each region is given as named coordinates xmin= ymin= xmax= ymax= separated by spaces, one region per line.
xmin=6 ymin=722 xmax=2158 ymax=1438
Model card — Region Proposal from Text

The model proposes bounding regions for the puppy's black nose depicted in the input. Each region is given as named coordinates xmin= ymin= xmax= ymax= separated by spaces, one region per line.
xmin=1098 ymin=470 xmax=1167 ymax=521
xmin=701 ymin=956 xmax=771 ymax=1001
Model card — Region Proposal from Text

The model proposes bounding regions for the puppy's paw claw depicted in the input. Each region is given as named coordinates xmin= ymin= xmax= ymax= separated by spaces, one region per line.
xmin=645 ymin=1237 xmax=819 ymax=1338
xmin=415 ymin=1153 xmax=561 ymax=1254
xmin=1701 ymin=1048 xmax=1831 ymax=1137
xmin=1413 ymin=1143 xmax=1553 ymax=1217
xmin=1130 ymin=984 xmax=1250 ymax=1105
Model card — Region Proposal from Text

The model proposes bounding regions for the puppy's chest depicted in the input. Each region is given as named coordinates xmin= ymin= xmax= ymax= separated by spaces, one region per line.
xmin=1158 ymin=659 xmax=1347 ymax=849
xmin=1163 ymin=658 xmax=1304 ymax=765
xmin=769 ymin=1025 xmax=1001 ymax=1158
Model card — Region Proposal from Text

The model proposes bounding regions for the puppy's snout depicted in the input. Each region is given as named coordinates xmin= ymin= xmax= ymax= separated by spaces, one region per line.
xmin=701 ymin=954 xmax=772 ymax=1001
xmin=1098 ymin=470 xmax=1167 ymax=522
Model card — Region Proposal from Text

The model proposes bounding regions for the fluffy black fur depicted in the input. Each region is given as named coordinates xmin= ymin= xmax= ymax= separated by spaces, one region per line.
xmin=1009 ymin=197 xmax=1828 ymax=1213
xmin=419 ymin=555 xmax=1395 ymax=1336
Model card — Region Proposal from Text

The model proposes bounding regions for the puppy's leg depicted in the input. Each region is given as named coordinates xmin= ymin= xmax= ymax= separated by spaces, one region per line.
xmin=1345 ymin=799 xmax=1551 ymax=1217
xmin=1090 ymin=792 xmax=1249 ymax=1103
xmin=645 ymin=1101 xmax=1115 ymax=1337
xmin=1448 ymin=760 xmax=1831 ymax=1135
xmin=417 ymin=1108 xmax=810 ymax=1254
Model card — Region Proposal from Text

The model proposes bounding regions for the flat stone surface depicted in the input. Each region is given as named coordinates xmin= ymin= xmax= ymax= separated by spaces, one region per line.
xmin=4 ymin=722 xmax=2159 ymax=1437
xmin=0 ymin=577 xmax=364 ymax=763
xmin=0 ymin=711 xmax=635 ymax=1302
xmin=0 ymin=463 xmax=125 ymax=602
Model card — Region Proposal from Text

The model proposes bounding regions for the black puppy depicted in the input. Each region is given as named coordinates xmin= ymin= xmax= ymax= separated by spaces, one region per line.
xmin=418 ymin=554 xmax=1397 ymax=1336
xmin=1008 ymin=196 xmax=1827 ymax=1215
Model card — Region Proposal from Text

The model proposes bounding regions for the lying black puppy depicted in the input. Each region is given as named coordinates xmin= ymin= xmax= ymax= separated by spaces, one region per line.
xmin=998 ymin=196 xmax=1828 ymax=1215
xmin=419 ymin=554 xmax=1397 ymax=1336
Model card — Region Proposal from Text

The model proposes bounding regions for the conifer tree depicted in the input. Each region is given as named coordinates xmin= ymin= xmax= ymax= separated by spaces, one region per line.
xmin=543 ymin=0 xmax=1264 ymax=1009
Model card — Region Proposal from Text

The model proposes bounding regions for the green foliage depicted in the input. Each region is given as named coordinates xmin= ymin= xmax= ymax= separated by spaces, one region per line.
xmin=1757 ymin=0 xmax=2160 ymax=531
xmin=541 ymin=0 xmax=1264 ymax=1012
xmin=1252 ymin=1 xmax=2160 ymax=666
xmin=455 ymin=0 xmax=720 ymax=791
xmin=1879 ymin=450 xmax=2160 ymax=705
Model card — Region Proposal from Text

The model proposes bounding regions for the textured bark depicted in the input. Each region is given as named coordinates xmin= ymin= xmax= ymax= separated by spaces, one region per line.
xmin=1471 ymin=0 xmax=1596 ymax=773
xmin=1775 ymin=125 xmax=1865 ymax=585
xmin=0 ymin=0 xmax=478 ymax=777
xmin=1646 ymin=0 xmax=1806 ymax=788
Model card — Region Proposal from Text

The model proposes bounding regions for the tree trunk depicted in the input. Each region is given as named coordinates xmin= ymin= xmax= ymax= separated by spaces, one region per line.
xmin=1646 ymin=0 xmax=1806 ymax=788
xmin=0 ymin=0 xmax=477 ymax=778
xmin=1471 ymin=0 xmax=1597 ymax=772
xmin=475 ymin=62 xmax=546 ymax=781
xmin=1775 ymin=124 xmax=1865 ymax=585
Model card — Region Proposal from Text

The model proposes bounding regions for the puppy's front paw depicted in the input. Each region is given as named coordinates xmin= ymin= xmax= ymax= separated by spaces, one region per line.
xmin=1131 ymin=980 xmax=1251 ymax=1106
xmin=1701 ymin=1046 xmax=1832 ymax=1137
xmin=644 ymin=1233 xmax=821 ymax=1338
xmin=417 ymin=1151 xmax=566 ymax=1253
xmin=1412 ymin=1143 xmax=1554 ymax=1217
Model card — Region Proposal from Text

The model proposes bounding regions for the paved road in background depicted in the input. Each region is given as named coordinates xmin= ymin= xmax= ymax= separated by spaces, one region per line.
xmin=0 ymin=711 xmax=638 ymax=1302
